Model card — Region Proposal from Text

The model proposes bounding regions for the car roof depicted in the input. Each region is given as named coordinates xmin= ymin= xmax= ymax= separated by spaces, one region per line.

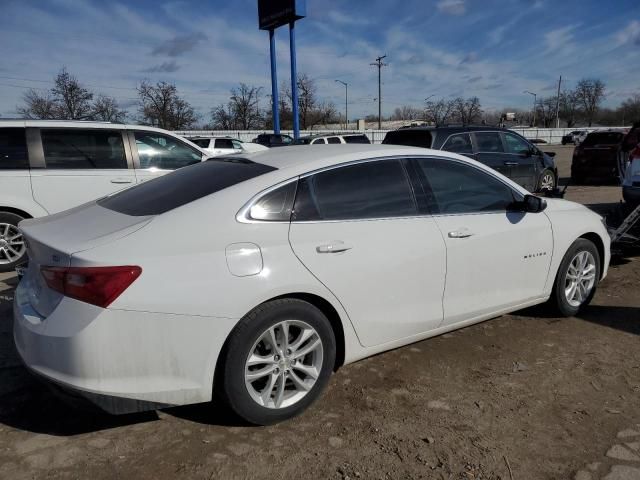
xmin=245 ymin=144 xmax=454 ymax=172
xmin=0 ymin=119 xmax=179 ymax=134
xmin=396 ymin=125 xmax=508 ymax=134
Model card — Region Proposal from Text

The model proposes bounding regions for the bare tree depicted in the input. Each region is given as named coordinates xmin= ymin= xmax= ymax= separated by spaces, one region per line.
xmin=210 ymin=104 xmax=235 ymax=129
xmin=424 ymin=99 xmax=453 ymax=125
xmin=620 ymin=94 xmax=640 ymax=125
xmin=451 ymin=97 xmax=482 ymax=124
xmin=575 ymin=78 xmax=606 ymax=127
xmin=307 ymin=101 xmax=339 ymax=129
xmin=229 ymin=84 xmax=263 ymax=129
xmin=51 ymin=67 xmax=94 ymax=119
xmin=536 ymin=97 xmax=558 ymax=128
xmin=137 ymin=80 xmax=197 ymax=129
xmin=17 ymin=89 xmax=57 ymax=119
xmin=558 ymin=90 xmax=581 ymax=128
xmin=93 ymin=95 xmax=127 ymax=122
xmin=390 ymin=105 xmax=422 ymax=121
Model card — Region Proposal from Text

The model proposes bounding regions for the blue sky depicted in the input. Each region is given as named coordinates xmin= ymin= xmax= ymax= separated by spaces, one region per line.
xmin=1 ymin=0 xmax=639 ymax=121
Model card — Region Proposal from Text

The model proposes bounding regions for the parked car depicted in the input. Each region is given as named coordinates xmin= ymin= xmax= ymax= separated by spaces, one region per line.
xmin=571 ymin=130 xmax=626 ymax=184
xmin=562 ymin=130 xmax=588 ymax=146
xmin=382 ymin=126 xmax=558 ymax=192
xmin=252 ymin=133 xmax=294 ymax=148
xmin=188 ymin=136 xmax=268 ymax=156
xmin=293 ymin=133 xmax=371 ymax=145
xmin=622 ymin=145 xmax=640 ymax=206
xmin=0 ymin=120 xmax=210 ymax=271
xmin=14 ymin=144 xmax=610 ymax=425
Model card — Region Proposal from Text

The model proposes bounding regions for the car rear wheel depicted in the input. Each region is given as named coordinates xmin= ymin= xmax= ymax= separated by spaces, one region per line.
xmin=537 ymin=169 xmax=556 ymax=191
xmin=0 ymin=212 xmax=27 ymax=273
xmin=216 ymin=299 xmax=336 ymax=425
xmin=551 ymin=239 xmax=600 ymax=317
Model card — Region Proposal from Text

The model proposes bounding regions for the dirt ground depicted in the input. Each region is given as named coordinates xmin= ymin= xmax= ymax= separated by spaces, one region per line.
xmin=1 ymin=146 xmax=639 ymax=480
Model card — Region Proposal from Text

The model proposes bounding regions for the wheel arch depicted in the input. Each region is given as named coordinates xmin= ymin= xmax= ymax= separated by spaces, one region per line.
xmin=579 ymin=232 xmax=606 ymax=280
xmin=0 ymin=206 xmax=34 ymax=220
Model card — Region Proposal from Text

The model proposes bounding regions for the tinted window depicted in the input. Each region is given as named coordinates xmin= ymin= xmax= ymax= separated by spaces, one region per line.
xmin=382 ymin=129 xmax=433 ymax=148
xmin=474 ymin=132 xmax=504 ymax=153
xmin=504 ymin=133 xmax=531 ymax=155
xmin=41 ymin=129 xmax=126 ymax=169
xmin=343 ymin=135 xmax=370 ymax=144
xmin=248 ymin=181 xmax=297 ymax=221
xmin=134 ymin=131 xmax=202 ymax=170
xmin=231 ymin=140 xmax=242 ymax=149
xmin=294 ymin=138 xmax=313 ymax=145
xmin=311 ymin=138 xmax=326 ymax=145
xmin=99 ymin=158 xmax=276 ymax=216
xmin=0 ymin=128 xmax=28 ymax=169
xmin=442 ymin=133 xmax=473 ymax=154
xmin=582 ymin=132 xmax=624 ymax=147
xmin=293 ymin=160 xmax=417 ymax=221
xmin=415 ymin=158 xmax=515 ymax=214
xmin=327 ymin=137 xmax=341 ymax=144
xmin=191 ymin=138 xmax=211 ymax=148
xmin=215 ymin=138 xmax=234 ymax=149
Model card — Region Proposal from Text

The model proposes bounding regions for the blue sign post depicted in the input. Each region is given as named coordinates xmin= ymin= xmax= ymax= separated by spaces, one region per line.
xmin=258 ymin=0 xmax=306 ymax=140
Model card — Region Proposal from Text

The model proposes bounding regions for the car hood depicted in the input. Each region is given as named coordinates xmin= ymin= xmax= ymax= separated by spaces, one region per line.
xmin=543 ymin=197 xmax=600 ymax=216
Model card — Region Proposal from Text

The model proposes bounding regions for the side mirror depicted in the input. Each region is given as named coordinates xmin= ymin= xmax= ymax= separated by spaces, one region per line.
xmin=544 ymin=151 xmax=556 ymax=158
xmin=524 ymin=194 xmax=547 ymax=213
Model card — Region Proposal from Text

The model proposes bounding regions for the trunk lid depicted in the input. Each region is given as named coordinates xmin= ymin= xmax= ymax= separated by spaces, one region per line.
xmin=19 ymin=202 xmax=153 ymax=318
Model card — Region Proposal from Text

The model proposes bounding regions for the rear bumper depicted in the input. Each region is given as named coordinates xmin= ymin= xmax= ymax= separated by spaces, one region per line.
xmin=13 ymin=281 xmax=238 ymax=414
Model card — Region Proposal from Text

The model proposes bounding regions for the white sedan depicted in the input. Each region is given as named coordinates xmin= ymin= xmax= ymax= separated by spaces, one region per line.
xmin=13 ymin=145 xmax=610 ymax=425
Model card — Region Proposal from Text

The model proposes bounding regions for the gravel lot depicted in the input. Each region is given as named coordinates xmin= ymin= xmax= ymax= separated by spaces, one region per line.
xmin=1 ymin=146 xmax=638 ymax=480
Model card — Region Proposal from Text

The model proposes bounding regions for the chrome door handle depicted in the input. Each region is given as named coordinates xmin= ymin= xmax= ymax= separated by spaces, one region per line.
xmin=316 ymin=242 xmax=353 ymax=253
xmin=110 ymin=178 xmax=133 ymax=184
xmin=503 ymin=161 xmax=518 ymax=166
xmin=448 ymin=229 xmax=474 ymax=239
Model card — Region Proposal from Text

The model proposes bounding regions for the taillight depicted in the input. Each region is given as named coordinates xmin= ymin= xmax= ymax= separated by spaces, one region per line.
xmin=40 ymin=266 xmax=142 ymax=308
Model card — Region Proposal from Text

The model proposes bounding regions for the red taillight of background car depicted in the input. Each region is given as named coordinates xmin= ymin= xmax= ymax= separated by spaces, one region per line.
xmin=40 ymin=266 xmax=142 ymax=308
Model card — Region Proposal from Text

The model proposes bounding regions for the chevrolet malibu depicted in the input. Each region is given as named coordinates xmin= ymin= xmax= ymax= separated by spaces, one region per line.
xmin=14 ymin=145 xmax=610 ymax=425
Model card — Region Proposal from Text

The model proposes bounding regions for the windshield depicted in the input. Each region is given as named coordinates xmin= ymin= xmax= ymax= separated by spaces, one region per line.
xmin=98 ymin=158 xmax=276 ymax=216
xmin=582 ymin=132 xmax=623 ymax=147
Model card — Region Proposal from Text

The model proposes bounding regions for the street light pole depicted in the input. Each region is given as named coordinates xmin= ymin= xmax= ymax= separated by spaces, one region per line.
xmin=524 ymin=90 xmax=537 ymax=127
xmin=335 ymin=80 xmax=348 ymax=130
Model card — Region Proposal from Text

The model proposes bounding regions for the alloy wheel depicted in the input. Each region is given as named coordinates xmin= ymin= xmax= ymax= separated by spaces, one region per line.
xmin=245 ymin=320 xmax=324 ymax=409
xmin=0 ymin=223 xmax=25 ymax=265
xmin=540 ymin=172 xmax=555 ymax=190
xmin=564 ymin=250 xmax=596 ymax=308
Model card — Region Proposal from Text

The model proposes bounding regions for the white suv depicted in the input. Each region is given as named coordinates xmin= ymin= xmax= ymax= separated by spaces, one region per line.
xmin=188 ymin=136 xmax=268 ymax=156
xmin=0 ymin=120 xmax=210 ymax=271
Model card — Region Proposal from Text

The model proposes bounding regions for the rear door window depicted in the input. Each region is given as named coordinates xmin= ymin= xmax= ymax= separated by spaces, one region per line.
xmin=215 ymin=138 xmax=234 ymax=149
xmin=134 ymin=131 xmax=202 ymax=170
xmin=293 ymin=159 xmax=417 ymax=221
xmin=0 ymin=128 xmax=29 ymax=169
xmin=474 ymin=132 xmax=504 ymax=153
xmin=442 ymin=133 xmax=473 ymax=154
xmin=327 ymin=137 xmax=341 ymax=144
xmin=582 ymin=132 xmax=624 ymax=147
xmin=41 ymin=129 xmax=126 ymax=169
xmin=191 ymin=138 xmax=211 ymax=148
xmin=99 ymin=158 xmax=276 ymax=216
xmin=311 ymin=138 xmax=326 ymax=145
xmin=503 ymin=133 xmax=531 ymax=155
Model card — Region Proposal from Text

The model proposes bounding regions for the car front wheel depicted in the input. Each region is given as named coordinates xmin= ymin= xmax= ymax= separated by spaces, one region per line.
xmin=551 ymin=239 xmax=601 ymax=317
xmin=217 ymin=299 xmax=336 ymax=425
xmin=537 ymin=169 xmax=557 ymax=191
xmin=0 ymin=212 xmax=27 ymax=273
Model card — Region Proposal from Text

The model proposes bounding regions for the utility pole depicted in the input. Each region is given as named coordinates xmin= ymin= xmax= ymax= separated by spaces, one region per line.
xmin=555 ymin=75 xmax=562 ymax=128
xmin=335 ymin=80 xmax=348 ymax=129
xmin=524 ymin=90 xmax=537 ymax=127
xmin=371 ymin=55 xmax=387 ymax=129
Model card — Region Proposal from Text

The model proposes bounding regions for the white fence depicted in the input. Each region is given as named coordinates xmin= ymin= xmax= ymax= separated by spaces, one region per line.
xmin=176 ymin=127 xmax=620 ymax=146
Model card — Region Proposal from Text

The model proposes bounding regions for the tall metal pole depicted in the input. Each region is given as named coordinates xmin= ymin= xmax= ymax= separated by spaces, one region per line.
xmin=289 ymin=22 xmax=300 ymax=140
xmin=269 ymin=29 xmax=280 ymax=134
xmin=335 ymin=80 xmax=348 ymax=129
xmin=555 ymin=75 xmax=562 ymax=128
xmin=524 ymin=90 xmax=537 ymax=127
xmin=371 ymin=55 xmax=387 ymax=130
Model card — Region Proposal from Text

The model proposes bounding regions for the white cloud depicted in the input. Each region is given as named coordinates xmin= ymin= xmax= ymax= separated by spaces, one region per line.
xmin=326 ymin=10 xmax=371 ymax=26
xmin=544 ymin=25 xmax=577 ymax=54
xmin=437 ymin=0 xmax=466 ymax=16
xmin=615 ymin=20 xmax=640 ymax=46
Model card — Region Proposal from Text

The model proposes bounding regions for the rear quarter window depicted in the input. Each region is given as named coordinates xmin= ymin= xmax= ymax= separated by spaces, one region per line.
xmin=98 ymin=158 xmax=276 ymax=216
xmin=343 ymin=135 xmax=371 ymax=144
xmin=382 ymin=130 xmax=433 ymax=148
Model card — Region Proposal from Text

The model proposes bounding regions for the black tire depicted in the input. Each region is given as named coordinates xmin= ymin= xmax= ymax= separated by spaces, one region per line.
xmin=537 ymin=169 xmax=557 ymax=191
xmin=551 ymin=239 xmax=601 ymax=317
xmin=0 ymin=211 xmax=27 ymax=273
xmin=216 ymin=299 xmax=336 ymax=425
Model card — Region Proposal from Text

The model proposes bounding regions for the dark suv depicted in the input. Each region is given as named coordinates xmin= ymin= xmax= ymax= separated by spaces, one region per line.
xmin=382 ymin=126 xmax=557 ymax=192
xmin=252 ymin=133 xmax=294 ymax=148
